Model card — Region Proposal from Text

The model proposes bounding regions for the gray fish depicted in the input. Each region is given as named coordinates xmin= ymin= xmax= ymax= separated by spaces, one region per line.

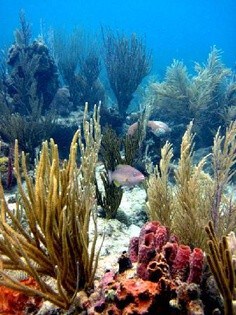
xmin=147 ymin=120 xmax=171 ymax=137
xmin=108 ymin=164 xmax=145 ymax=187
xmin=127 ymin=120 xmax=171 ymax=137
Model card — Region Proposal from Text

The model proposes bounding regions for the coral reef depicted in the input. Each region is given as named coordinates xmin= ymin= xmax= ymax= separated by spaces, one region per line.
xmin=96 ymin=124 xmax=144 ymax=220
xmin=1 ymin=12 xmax=236 ymax=315
xmin=6 ymin=12 xmax=58 ymax=114
xmin=50 ymin=87 xmax=73 ymax=117
xmin=0 ymin=110 xmax=56 ymax=160
xmin=86 ymin=221 xmax=205 ymax=314
xmin=149 ymin=47 xmax=236 ymax=149
xmin=54 ymin=29 xmax=105 ymax=110
xmin=0 ymin=12 xmax=57 ymax=159
xmin=147 ymin=120 xmax=236 ymax=249
xmin=102 ymin=29 xmax=151 ymax=118
xmin=0 ymin=145 xmax=15 ymax=189
xmin=129 ymin=221 xmax=204 ymax=284
xmin=0 ymin=276 xmax=42 ymax=314
xmin=205 ymin=221 xmax=236 ymax=315
xmin=0 ymin=104 xmax=103 ymax=309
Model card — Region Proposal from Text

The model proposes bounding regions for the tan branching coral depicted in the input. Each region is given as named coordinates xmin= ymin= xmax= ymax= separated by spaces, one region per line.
xmin=151 ymin=60 xmax=191 ymax=122
xmin=152 ymin=47 xmax=231 ymax=117
xmin=102 ymin=29 xmax=151 ymax=118
xmin=173 ymin=122 xmax=213 ymax=248
xmin=190 ymin=47 xmax=231 ymax=113
xmin=205 ymin=221 xmax=236 ymax=315
xmin=147 ymin=141 xmax=174 ymax=229
xmin=0 ymin=103 xmax=103 ymax=309
xmin=54 ymin=29 xmax=105 ymax=110
xmin=150 ymin=47 xmax=234 ymax=147
xmin=147 ymin=121 xmax=236 ymax=249
xmin=211 ymin=121 xmax=236 ymax=232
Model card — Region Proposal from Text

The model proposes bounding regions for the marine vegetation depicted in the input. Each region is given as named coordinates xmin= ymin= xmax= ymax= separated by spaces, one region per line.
xmin=147 ymin=120 xmax=236 ymax=249
xmin=53 ymin=29 xmax=105 ymax=110
xmin=96 ymin=126 xmax=124 ymax=219
xmin=0 ymin=146 xmax=15 ymax=189
xmin=0 ymin=12 xmax=57 ymax=159
xmin=205 ymin=221 xmax=236 ymax=315
xmin=5 ymin=11 xmax=59 ymax=114
xmin=0 ymin=102 xmax=55 ymax=160
xmin=96 ymin=123 xmax=145 ymax=220
xmin=150 ymin=47 xmax=236 ymax=149
xmin=126 ymin=98 xmax=171 ymax=168
xmin=102 ymin=29 xmax=151 ymax=119
xmin=0 ymin=104 xmax=103 ymax=310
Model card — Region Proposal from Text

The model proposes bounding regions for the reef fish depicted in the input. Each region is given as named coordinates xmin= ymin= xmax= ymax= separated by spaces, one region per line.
xmin=127 ymin=122 xmax=139 ymax=136
xmin=108 ymin=165 xmax=145 ymax=187
xmin=147 ymin=120 xmax=171 ymax=136
xmin=127 ymin=120 xmax=171 ymax=137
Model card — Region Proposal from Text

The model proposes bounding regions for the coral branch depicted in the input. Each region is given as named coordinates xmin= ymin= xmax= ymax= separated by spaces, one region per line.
xmin=0 ymin=104 xmax=103 ymax=309
xmin=205 ymin=221 xmax=236 ymax=315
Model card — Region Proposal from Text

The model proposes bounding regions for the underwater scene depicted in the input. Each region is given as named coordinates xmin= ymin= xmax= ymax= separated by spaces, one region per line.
xmin=0 ymin=0 xmax=236 ymax=314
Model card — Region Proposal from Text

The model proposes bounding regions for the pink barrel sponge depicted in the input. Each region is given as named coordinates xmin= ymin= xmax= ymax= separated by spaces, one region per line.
xmin=128 ymin=236 xmax=139 ymax=263
xmin=187 ymin=248 xmax=204 ymax=284
xmin=128 ymin=221 xmax=204 ymax=285
xmin=172 ymin=245 xmax=191 ymax=281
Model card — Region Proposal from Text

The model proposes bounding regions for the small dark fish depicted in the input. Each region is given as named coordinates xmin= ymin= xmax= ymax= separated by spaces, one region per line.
xmin=108 ymin=164 xmax=145 ymax=187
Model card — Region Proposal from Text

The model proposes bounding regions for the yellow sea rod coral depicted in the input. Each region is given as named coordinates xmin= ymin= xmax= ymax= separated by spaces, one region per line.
xmin=0 ymin=104 xmax=103 ymax=309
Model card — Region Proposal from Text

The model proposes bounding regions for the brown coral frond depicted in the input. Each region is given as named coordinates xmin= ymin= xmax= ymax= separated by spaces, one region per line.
xmin=205 ymin=221 xmax=236 ymax=315
xmin=0 ymin=103 xmax=102 ymax=309
xmin=211 ymin=120 xmax=236 ymax=232
xmin=147 ymin=141 xmax=174 ymax=228
xmin=172 ymin=122 xmax=212 ymax=248
xmin=147 ymin=118 xmax=236 ymax=250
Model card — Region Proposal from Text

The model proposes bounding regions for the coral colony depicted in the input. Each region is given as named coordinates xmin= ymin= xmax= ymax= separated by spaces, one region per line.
xmin=0 ymin=11 xmax=236 ymax=315
xmin=86 ymin=221 xmax=205 ymax=314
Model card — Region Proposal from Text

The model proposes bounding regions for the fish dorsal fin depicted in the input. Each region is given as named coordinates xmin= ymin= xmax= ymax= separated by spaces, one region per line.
xmin=116 ymin=164 xmax=126 ymax=169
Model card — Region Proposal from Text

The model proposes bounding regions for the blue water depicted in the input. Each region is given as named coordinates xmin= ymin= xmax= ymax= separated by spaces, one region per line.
xmin=1 ymin=0 xmax=236 ymax=75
